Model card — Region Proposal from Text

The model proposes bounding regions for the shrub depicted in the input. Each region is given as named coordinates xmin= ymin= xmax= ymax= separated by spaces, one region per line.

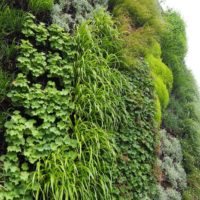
xmin=160 ymin=130 xmax=183 ymax=162
xmin=158 ymin=130 xmax=187 ymax=199
xmin=162 ymin=97 xmax=183 ymax=134
xmin=51 ymin=0 xmax=107 ymax=32
xmin=166 ymin=188 xmax=182 ymax=200
xmin=156 ymin=185 xmax=182 ymax=200
xmin=156 ymin=185 xmax=168 ymax=200
xmin=162 ymin=157 xmax=186 ymax=189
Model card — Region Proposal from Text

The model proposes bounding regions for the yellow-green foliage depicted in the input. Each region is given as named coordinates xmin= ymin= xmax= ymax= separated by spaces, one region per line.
xmin=146 ymin=54 xmax=173 ymax=91
xmin=110 ymin=0 xmax=164 ymax=32
xmin=154 ymin=75 xmax=169 ymax=109
xmin=125 ymin=28 xmax=157 ymax=57
xmin=109 ymin=0 xmax=165 ymax=65
xmin=109 ymin=0 xmax=172 ymax=128
xmin=155 ymin=96 xmax=162 ymax=126
xmin=151 ymin=40 xmax=162 ymax=58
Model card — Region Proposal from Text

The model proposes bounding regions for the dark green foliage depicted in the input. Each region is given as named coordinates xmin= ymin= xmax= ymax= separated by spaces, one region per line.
xmin=0 ymin=5 xmax=26 ymax=70
xmin=161 ymin=11 xmax=187 ymax=74
xmin=28 ymin=0 xmax=54 ymax=14
xmin=0 ymin=6 xmax=25 ymax=39
xmin=0 ymin=69 xmax=11 ymax=103
xmin=0 ymin=69 xmax=11 ymax=130
xmin=113 ymin=64 xmax=157 ymax=199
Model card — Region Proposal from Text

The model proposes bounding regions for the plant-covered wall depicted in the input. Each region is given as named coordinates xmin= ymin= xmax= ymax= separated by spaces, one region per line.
xmin=161 ymin=10 xmax=200 ymax=200
xmin=0 ymin=0 xmax=200 ymax=200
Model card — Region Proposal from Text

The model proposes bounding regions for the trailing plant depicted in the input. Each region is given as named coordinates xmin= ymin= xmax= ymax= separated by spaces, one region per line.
xmin=112 ymin=63 xmax=157 ymax=199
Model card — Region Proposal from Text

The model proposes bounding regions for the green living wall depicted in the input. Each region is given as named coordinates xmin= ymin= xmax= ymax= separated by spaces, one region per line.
xmin=0 ymin=0 xmax=200 ymax=200
xmin=161 ymin=11 xmax=200 ymax=200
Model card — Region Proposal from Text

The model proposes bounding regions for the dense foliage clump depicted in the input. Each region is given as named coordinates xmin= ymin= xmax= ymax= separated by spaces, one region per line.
xmin=51 ymin=0 xmax=108 ymax=31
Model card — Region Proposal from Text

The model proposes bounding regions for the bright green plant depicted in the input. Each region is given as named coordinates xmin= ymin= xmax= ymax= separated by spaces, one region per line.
xmin=110 ymin=0 xmax=164 ymax=32
xmin=73 ymin=9 xmax=129 ymax=130
xmin=0 ymin=10 xmax=127 ymax=199
xmin=32 ymin=121 xmax=115 ymax=200
xmin=154 ymin=76 xmax=169 ymax=109
xmin=154 ymin=96 xmax=162 ymax=126
xmin=0 ymin=14 xmax=74 ymax=199
xmin=146 ymin=54 xmax=173 ymax=91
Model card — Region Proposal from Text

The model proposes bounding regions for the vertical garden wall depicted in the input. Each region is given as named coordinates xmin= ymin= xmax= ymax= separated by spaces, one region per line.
xmin=0 ymin=0 xmax=200 ymax=200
